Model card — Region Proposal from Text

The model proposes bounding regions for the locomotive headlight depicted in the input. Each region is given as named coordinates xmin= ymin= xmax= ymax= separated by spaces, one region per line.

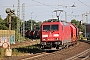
xmin=53 ymin=34 xmax=59 ymax=37
xmin=56 ymin=38 xmax=59 ymax=40
xmin=43 ymin=38 xmax=47 ymax=40
xmin=43 ymin=38 xmax=46 ymax=40
xmin=42 ymin=34 xmax=48 ymax=37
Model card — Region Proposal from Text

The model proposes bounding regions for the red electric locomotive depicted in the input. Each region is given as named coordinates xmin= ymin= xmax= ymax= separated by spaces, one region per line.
xmin=40 ymin=19 xmax=78 ymax=49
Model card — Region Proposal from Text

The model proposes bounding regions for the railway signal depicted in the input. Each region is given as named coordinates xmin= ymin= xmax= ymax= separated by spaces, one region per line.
xmin=5 ymin=8 xmax=15 ymax=56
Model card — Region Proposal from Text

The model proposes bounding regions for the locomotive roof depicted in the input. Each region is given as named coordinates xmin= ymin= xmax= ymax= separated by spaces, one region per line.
xmin=43 ymin=19 xmax=70 ymax=26
xmin=45 ymin=18 xmax=67 ymax=22
xmin=47 ymin=19 xmax=59 ymax=22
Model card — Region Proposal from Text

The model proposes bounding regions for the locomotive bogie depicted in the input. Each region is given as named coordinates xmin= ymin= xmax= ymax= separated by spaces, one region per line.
xmin=40 ymin=41 xmax=62 ymax=49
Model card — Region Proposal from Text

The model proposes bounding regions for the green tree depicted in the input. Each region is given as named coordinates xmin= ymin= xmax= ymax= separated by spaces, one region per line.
xmin=71 ymin=19 xmax=80 ymax=28
xmin=25 ymin=20 xmax=41 ymax=30
xmin=36 ymin=21 xmax=42 ymax=30
xmin=4 ymin=16 xmax=21 ymax=30
xmin=37 ymin=21 xmax=42 ymax=27
xmin=0 ymin=17 xmax=8 ymax=30
xmin=25 ymin=20 xmax=31 ymax=30
xmin=11 ymin=16 xmax=18 ymax=30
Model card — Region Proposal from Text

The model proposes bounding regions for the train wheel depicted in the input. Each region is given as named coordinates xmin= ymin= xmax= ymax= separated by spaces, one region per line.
xmin=66 ymin=45 xmax=69 ymax=48
xmin=56 ymin=45 xmax=59 ymax=49
xmin=40 ymin=45 xmax=44 ymax=49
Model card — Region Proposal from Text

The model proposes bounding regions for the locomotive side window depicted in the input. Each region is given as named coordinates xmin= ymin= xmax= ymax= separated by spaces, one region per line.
xmin=51 ymin=25 xmax=58 ymax=30
xmin=43 ymin=25 xmax=50 ymax=30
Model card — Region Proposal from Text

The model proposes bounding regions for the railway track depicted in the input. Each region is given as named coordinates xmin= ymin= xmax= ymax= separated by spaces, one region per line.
xmin=11 ymin=40 xmax=40 ymax=48
xmin=22 ymin=52 xmax=49 ymax=60
xmin=66 ymin=48 xmax=90 ymax=60
xmin=4 ymin=40 xmax=90 ymax=60
xmin=19 ymin=41 xmax=81 ymax=60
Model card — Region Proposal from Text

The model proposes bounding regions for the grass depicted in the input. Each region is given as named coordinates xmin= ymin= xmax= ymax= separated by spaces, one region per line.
xmin=12 ymin=44 xmax=42 ymax=55
xmin=0 ymin=48 xmax=6 ymax=59
xmin=0 ymin=44 xmax=41 ymax=59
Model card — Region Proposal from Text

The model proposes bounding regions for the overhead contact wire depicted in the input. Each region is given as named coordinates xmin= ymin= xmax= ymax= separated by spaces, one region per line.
xmin=31 ymin=0 xmax=59 ymax=9
xmin=78 ymin=0 xmax=90 ymax=8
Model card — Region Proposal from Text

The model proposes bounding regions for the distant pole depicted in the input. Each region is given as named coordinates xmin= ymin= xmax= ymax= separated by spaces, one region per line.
xmin=17 ymin=0 xmax=20 ymax=18
xmin=5 ymin=8 xmax=12 ymax=49
xmin=17 ymin=0 xmax=20 ymax=41
xmin=86 ymin=12 xmax=88 ymax=23
xmin=0 ymin=15 xmax=1 ymax=18
xmin=22 ymin=3 xmax=25 ymax=37
xmin=8 ymin=14 xmax=11 ymax=49
xmin=17 ymin=0 xmax=20 ymax=33
xmin=85 ymin=25 xmax=86 ymax=38
xmin=31 ymin=12 xmax=33 ymax=30
xmin=82 ymin=13 xmax=85 ymax=23
xmin=13 ymin=5 xmax=14 ymax=9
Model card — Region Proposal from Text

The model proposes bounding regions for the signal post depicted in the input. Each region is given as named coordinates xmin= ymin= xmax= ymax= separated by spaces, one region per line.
xmin=5 ymin=8 xmax=15 ymax=56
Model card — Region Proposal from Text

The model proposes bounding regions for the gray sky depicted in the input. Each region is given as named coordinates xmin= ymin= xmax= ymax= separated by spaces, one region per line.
xmin=0 ymin=0 xmax=90 ymax=22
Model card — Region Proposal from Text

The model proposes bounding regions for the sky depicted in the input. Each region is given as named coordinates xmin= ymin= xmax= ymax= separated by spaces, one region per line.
xmin=0 ymin=0 xmax=90 ymax=23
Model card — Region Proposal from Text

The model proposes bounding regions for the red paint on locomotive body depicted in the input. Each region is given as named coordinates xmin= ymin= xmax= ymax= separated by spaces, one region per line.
xmin=41 ymin=22 xmax=62 ymax=42
xmin=40 ymin=19 xmax=78 ymax=49
xmin=69 ymin=23 xmax=77 ymax=42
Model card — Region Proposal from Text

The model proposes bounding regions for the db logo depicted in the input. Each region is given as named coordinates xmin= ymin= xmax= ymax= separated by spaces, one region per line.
xmin=2 ymin=42 xmax=9 ymax=48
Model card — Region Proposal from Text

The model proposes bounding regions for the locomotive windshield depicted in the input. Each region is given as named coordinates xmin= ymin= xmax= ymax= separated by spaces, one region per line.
xmin=43 ymin=25 xmax=58 ymax=31
xmin=43 ymin=25 xmax=50 ymax=30
xmin=51 ymin=25 xmax=58 ymax=30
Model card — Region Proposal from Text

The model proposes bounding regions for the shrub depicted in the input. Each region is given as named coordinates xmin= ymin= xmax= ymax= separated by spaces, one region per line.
xmin=0 ymin=48 xmax=5 ymax=58
xmin=12 ymin=48 xmax=19 ymax=56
